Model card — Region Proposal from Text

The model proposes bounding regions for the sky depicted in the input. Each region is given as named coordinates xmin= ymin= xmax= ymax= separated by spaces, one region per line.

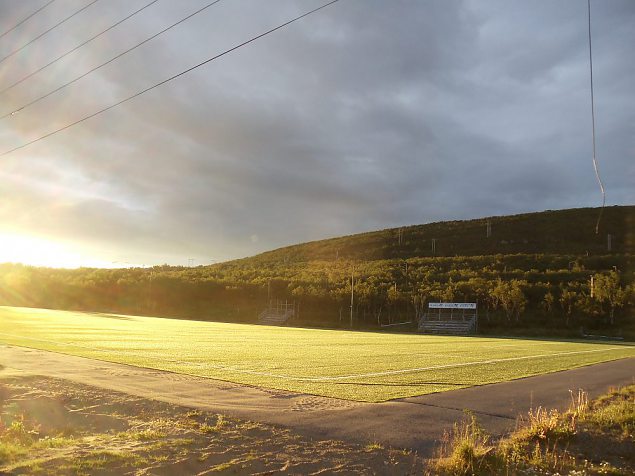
xmin=0 ymin=0 xmax=633 ymax=268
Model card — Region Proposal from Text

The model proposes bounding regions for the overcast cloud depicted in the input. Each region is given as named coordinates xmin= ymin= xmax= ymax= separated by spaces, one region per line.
xmin=0 ymin=0 xmax=633 ymax=266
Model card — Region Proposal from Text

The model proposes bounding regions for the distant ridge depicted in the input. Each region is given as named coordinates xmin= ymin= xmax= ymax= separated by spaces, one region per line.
xmin=240 ymin=206 xmax=634 ymax=264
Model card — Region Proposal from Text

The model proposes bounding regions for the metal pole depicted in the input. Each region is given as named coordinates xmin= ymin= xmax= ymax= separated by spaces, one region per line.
xmin=350 ymin=269 xmax=354 ymax=329
xmin=475 ymin=303 xmax=478 ymax=333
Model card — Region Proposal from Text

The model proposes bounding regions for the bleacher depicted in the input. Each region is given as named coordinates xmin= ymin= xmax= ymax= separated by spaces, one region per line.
xmin=258 ymin=300 xmax=295 ymax=326
xmin=418 ymin=316 xmax=477 ymax=335
xmin=418 ymin=302 xmax=478 ymax=335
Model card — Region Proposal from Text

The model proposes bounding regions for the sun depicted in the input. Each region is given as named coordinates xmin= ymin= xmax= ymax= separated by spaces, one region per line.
xmin=0 ymin=232 xmax=87 ymax=268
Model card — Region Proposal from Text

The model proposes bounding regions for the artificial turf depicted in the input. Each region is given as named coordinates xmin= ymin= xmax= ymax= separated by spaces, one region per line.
xmin=1 ymin=306 xmax=633 ymax=402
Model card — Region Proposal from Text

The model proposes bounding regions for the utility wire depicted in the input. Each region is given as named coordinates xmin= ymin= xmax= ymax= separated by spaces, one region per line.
xmin=0 ymin=0 xmax=161 ymax=96
xmin=0 ymin=0 xmax=57 ymax=41
xmin=0 ymin=0 xmax=100 ymax=66
xmin=588 ymin=0 xmax=605 ymax=234
xmin=0 ymin=0 xmax=341 ymax=158
xmin=1 ymin=0 xmax=223 ymax=120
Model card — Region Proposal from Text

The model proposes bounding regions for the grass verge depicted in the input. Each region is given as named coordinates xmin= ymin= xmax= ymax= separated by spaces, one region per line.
xmin=430 ymin=385 xmax=635 ymax=475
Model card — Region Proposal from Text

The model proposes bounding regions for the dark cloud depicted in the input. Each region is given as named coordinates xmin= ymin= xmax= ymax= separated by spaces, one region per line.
xmin=0 ymin=0 xmax=633 ymax=266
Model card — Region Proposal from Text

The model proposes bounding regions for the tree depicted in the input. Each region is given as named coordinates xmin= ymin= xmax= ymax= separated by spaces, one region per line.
xmin=593 ymin=271 xmax=628 ymax=325
xmin=541 ymin=291 xmax=555 ymax=316
xmin=558 ymin=287 xmax=577 ymax=327
xmin=491 ymin=279 xmax=527 ymax=322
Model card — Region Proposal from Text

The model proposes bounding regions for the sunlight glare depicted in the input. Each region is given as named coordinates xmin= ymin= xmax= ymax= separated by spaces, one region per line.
xmin=0 ymin=232 xmax=101 ymax=268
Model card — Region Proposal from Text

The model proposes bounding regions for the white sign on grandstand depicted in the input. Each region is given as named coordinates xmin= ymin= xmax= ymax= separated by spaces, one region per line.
xmin=429 ymin=302 xmax=477 ymax=310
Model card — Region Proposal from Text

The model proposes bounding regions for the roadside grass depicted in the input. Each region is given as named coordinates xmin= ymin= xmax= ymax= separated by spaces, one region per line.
xmin=0 ymin=416 xmax=77 ymax=469
xmin=365 ymin=441 xmax=385 ymax=452
xmin=1 ymin=306 xmax=633 ymax=402
xmin=432 ymin=411 xmax=502 ymax=475
xmin=582 ymin=385 xmax=634 ymax=436
xmin=430 ymin=384 xmax=635 ymax=475
xmin=127 ymin=427 xmax=167 ymax=441
xmin=0 ymin=382 xmax=181 ymax=473
xmin=199 ymin=415 xmax=228 ymax=434
xmin=68 ymin=449 xmax=146 ymax=474
xmin=0 ymin=440 xmax=28 ymax=465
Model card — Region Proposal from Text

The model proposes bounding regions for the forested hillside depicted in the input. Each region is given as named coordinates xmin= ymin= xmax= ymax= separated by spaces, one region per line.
xmin=1 ymin=206 xmax=633 ymax=337
xmin=251 ymin=206 xmax=633 ymax=262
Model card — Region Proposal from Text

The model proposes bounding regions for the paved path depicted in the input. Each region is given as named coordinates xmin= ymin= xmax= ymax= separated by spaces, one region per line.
xmin=1 ymin=344 xmax=632 ymax=456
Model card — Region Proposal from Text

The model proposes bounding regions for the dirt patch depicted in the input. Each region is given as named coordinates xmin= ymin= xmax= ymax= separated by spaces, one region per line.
xmin=0 ymin=376 xmax=425 ymax=475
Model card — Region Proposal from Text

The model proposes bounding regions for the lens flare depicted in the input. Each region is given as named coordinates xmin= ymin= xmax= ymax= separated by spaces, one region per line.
xmin=0 ymin=232 xmax=86 ymax=268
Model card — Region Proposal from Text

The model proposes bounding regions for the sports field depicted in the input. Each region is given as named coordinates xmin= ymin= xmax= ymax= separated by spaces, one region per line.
xmin=1 ymin=306 xmax=633 ymax=402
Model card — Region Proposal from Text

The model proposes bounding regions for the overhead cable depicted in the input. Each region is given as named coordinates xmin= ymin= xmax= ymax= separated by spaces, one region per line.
xmin=0 ymin=0 xmax=57 ymax=41
xmin=0 ymin=0 xmax=100 ymax=66
xmin=588 ymin=0 xmax=605 ymax=234
xmin=1 ymin=0 xmax=223 ymax=120
xmin=0 ymin=0 xmax=161 ymax=95
xmin=0 ymin=0 xmax=341 ymax=158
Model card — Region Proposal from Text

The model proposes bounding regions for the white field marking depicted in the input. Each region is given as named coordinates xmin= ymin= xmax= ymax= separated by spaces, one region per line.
xmin=0 ymin=332 xmax=628 ymax=383
xmin=198 ymin=347 xmax=626 ymax=382
xmin=0 ymin=332 xmax=100 ymax=351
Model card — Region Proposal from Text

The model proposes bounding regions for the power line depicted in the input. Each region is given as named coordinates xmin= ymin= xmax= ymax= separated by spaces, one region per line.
xmin=0 ymin=0 xmax=161 ymax=96
xmin=0 ymin=0 xmax=58 ymax=41
xmin=1 ymin=0 xmax=223 ymax=120
xmin=587 ymin=0 xmax=605 ymax=234
xmin=0 ymin=0 xmax=341 ymax=159
xmin=0 ymin=0 xmax=100 ymax=66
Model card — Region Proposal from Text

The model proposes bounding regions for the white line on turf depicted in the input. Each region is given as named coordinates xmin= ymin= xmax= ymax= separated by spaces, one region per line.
xmin=204 ymin=347 xmax=626 ymax=381
xmin=0 ymin=331 xmax=627 ymax=382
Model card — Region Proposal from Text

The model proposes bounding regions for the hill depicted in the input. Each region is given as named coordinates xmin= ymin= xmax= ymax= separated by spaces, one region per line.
xmin=244 ymin=206 xmax=634 ymax=264
xmin=1 ymin=206 xmax=633 ymax=336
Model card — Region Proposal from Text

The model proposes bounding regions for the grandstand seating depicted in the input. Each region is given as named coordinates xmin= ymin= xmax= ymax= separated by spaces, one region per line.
xmin=258 ymin=301 xmax=295 ymax=326
xmin=418 ymin=315 xmax=477 ymax=335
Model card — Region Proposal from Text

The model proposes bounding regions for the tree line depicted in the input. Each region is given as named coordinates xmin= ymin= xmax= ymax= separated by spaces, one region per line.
xmin=0 ymin=252 xmax=632 ymax=337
